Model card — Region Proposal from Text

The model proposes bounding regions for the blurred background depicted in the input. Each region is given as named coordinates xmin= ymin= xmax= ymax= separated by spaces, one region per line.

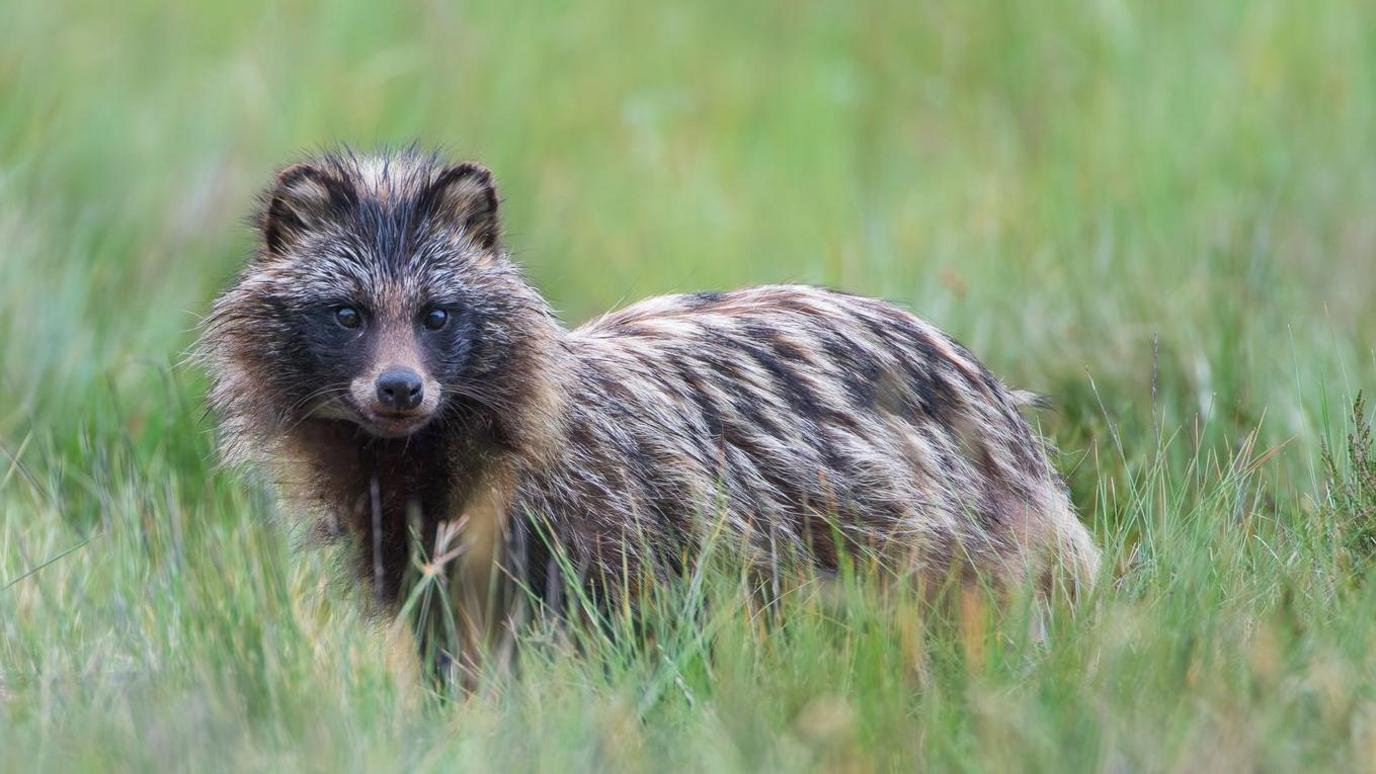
xmin=1 ymin=1 xmax=1371 ymax=468
xmin=2 ymin=1 xmax=1374 ymax=769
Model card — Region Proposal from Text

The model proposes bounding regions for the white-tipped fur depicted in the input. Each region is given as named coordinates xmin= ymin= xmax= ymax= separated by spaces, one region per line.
xmin=201 ymin=149 xmax=1101 ymax=676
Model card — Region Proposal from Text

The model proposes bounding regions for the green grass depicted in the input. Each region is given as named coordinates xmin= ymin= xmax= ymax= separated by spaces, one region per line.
xmin=3 ymin=0 xmax=1375 ymax=770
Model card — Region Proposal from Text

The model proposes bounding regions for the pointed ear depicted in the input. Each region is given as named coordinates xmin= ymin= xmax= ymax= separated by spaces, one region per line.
xmin=423 ymin=162 xmax=501 ymax=251
xmin=260 ymin=162 xmax=352 ymax=255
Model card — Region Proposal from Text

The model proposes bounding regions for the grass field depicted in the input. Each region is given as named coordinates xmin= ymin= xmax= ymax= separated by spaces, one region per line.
xmin=3 ymin=1 xmax=1375 ymax=770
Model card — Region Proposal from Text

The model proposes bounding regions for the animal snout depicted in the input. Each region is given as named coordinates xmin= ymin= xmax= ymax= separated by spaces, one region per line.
xmin=375 ymin=367 xmax=425 ymax=412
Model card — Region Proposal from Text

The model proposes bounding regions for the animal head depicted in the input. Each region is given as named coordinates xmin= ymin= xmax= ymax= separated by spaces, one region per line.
xmin=202 ymin=149 xmax=559 ymax=457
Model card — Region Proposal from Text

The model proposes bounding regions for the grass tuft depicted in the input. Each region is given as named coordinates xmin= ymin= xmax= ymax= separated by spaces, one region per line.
xmin=1322 ymin=394 xmax=1376 ymax=572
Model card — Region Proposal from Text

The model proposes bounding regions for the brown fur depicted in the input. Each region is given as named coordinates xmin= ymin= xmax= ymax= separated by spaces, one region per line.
xmin=200 ymin=148 xmax=1100 ymax=676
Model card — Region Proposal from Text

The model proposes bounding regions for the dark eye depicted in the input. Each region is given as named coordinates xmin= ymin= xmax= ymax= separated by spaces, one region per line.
xmin=334 ymin=306 xmax=362 ymax=329
xmin=422 ymin=308 xmax=449 ymax=331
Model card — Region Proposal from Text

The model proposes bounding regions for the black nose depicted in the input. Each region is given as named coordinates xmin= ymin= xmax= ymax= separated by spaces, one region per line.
xmin=375 ymin=368 xmax=424 ymax=411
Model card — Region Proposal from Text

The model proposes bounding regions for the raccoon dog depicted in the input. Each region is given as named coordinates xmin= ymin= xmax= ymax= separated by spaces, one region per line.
xmin=201 ymin=148 xmax=1100 ymax=676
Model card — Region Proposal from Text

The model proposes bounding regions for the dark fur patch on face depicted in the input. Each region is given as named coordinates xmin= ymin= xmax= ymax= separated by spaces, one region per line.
xmin=205 ymin=148 xmax=561 ymax=444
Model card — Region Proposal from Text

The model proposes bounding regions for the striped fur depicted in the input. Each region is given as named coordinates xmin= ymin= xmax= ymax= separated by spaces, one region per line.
xmin=200 ymin=149 xmax=1100 ymax=671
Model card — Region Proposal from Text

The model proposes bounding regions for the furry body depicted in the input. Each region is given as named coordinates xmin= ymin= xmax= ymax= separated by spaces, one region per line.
xmin=202 ymin=150 xmax=1099 ymax=670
